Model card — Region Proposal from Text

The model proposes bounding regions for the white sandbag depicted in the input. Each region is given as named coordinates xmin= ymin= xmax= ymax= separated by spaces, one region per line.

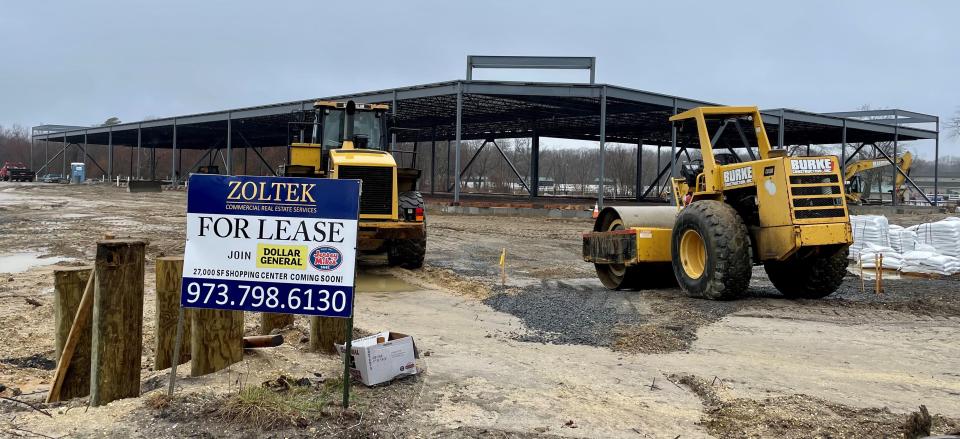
xmin=901 ymin=249 xmax=960 ymax=275
xmin=888 ymin=225 xmax=917 ymax=253
xmin=856 ymin=243 xmax=902 ymax=270
xmin=910 ymin=218 xmax=960 ymax=258
xmin=849 ymin=215 xmax=890 ymax=259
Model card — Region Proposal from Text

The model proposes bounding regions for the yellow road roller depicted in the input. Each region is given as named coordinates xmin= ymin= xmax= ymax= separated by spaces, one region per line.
xmin=583 ymin=106 xmax=853 ymax=300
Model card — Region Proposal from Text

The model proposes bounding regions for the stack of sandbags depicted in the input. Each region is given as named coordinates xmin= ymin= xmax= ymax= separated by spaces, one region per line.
xmin=856 ymin=242 xmax=903 ymax=270
xmin=888 ymin=225 xmax=918 ymax=253
xmin=908 ymin=217 xmax=960 ymax=258
xmin=901 ymin=243 xmax=960 ymax=275
xmin=849 ymin=215 xmax=890 ymax=259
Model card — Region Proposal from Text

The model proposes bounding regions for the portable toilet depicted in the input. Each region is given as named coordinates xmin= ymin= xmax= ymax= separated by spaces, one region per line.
xmin=70 ymin=162 xmax=86 ymax=184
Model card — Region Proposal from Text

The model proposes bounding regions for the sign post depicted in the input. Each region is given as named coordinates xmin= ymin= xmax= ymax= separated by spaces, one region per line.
xmin=170 ymin=174 xmax=361 ymax=407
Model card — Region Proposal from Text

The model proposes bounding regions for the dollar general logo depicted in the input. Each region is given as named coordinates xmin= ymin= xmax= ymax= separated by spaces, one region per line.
xmin=256 ymin=244 xmax=307 ymax=270
xmin=723 ymin=166 xmax=753 ymax=187
xmin=309 ymin=246 xmax=343 ymax=271
xmin=790 ymin=159 xmax=834 ymax=174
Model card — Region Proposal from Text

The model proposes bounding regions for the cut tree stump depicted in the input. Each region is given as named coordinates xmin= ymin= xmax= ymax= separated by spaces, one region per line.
xmin=310 ymin=316 xmax=348 ymax=354
xmin=155 ymin=256 xmax=190 ymax=370
xmin=260 ymin=312 xmax=294 ymax=335
xmin=90 ymin=239 xmax=146 ymax=407
xmin=190 ymin=309 xmax=244 ymax=377
xmin=50 ymin=266 xmax=93 ymax=401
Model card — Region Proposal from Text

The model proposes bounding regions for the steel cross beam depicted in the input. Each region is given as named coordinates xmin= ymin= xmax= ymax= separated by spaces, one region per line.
xmin=235 ymin=130 xmax=277 ymax=176
xmin=490 ymin=139 xmax=531 ymax=194
xmin=869 ymin=143 xmax=933 ymax=206
xmin=641 ymin=147 xmax=686 ymax=199
xmin=77 ymin=143 xmax=108 ymax=175
xmin=448 ymin=140 xmax=488 ymax=192
xmin=33 ymin=143 xmax=71 ymax=175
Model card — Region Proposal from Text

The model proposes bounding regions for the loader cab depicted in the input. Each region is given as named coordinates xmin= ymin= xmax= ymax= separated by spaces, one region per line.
xmin=315 ymin=100 xmax=390 ymax=151
xmin=286 ymin=100 xmax=391 ymax=177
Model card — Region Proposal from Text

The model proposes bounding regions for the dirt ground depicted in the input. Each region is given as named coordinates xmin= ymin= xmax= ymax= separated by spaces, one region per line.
xmin=1 ymin=182 xmax=959 ymax=438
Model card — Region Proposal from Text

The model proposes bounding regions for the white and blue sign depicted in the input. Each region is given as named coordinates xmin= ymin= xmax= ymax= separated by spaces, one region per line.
xmin=180 ymin=174 xmax=360 ymax=318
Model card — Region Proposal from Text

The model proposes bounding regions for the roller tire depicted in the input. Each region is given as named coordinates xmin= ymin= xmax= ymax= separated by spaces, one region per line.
xmin=670 ymin=200 xmax=752 ymax=300
xmin=764 ymin=245 xmax=849 ymax=299
xmin=388 ymin=191 xmax=426 ymax=269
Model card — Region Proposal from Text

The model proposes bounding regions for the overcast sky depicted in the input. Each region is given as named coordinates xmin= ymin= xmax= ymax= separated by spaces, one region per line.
xmin=1 ymin=1 xmax=957 ymax=157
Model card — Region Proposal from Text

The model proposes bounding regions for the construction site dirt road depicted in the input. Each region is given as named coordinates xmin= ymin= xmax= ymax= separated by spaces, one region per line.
xmin=1 ymin=182 xmax=958 ymax=438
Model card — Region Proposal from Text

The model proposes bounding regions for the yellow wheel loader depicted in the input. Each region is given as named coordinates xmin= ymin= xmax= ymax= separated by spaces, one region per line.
xmin=583 ymin=107 xmax=853 ymax=300
xmin=285 ymin=100 xmax=425 ymax=268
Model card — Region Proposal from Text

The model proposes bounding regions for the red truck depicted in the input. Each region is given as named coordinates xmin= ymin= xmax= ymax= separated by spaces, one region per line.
xmin=0 ymin=162 xmax=34 ymax=182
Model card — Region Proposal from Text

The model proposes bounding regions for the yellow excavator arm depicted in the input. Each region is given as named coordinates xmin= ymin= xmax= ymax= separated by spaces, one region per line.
xmin=844 ymin=151 xmax=912 ymax=203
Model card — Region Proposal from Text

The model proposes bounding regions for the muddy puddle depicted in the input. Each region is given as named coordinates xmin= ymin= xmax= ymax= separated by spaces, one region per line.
xmin=0 ymin=251 xmax=69 ymax=273
xmin=355 ymin=273 xmax=418 ymax=293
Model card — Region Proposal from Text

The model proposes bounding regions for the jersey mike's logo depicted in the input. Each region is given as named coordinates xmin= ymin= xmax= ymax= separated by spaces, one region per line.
xmin=790 ymin=159 xmax=834 ymax=174
xmin=309 ymin=246 xmax=343 ymax=271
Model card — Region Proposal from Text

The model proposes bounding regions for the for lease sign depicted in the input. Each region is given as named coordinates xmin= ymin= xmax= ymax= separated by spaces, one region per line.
xmin=181 ymin=175 xmax=360 ymax=318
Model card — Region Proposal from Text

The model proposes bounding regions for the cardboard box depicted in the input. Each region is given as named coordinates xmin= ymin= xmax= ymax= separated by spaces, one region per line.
xmin=336 ymin=331 xmax=419 ymax=386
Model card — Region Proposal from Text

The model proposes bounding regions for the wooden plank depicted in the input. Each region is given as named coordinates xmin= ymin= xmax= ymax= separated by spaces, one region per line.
xmin=52 ymin=266 xmax=93 ymax=400
xmin=46 ymin=270 xmax=95 ymax=403
xmin=155 ymin=256 xmax=190 ymax=370
xmin=90 ymin=239 xmax=146 ymax=407
xmin=260 ymin=312 xmax=294 ymax=335
xmin=190 ymin=309 xmax=244 ymax=377
xmin=243 ymin=334 xmax=284 ymax=349
xmin=310 ymin=316 xmax=347 ymax=354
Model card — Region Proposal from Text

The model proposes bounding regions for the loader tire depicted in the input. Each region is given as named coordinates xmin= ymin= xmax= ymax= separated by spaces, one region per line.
xmin=388 ymin=191 xmax=426 ymax=269
xmin=764 ymin=245 xmax=849 ymax=299
xmin=670 ymin=200 xmax=751 ymax=300
xmin=398 ymin=191 xmax=424 ymax=213
xmin=388 ymin=237 xmax=425 ymax=269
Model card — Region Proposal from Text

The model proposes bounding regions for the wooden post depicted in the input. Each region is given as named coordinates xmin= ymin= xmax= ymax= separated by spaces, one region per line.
xmin=52 ymin=266 xmax=93 ymax=400
xmin=260 ymin=312 xmax=294 ymax=335
xmin=90 ymin=239 xmax=146 ymax=407
xmin=310 ymin=316 xmax=347 ymax=354
xmin=190 ymin=309 xmax=244 ymax=377
xmin=155 ymin=256 xmax=190 ymax=370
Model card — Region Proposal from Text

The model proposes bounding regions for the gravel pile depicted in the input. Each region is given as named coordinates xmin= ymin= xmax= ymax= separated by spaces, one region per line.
xmin=483 ymin=281 xmax=647 ymax=347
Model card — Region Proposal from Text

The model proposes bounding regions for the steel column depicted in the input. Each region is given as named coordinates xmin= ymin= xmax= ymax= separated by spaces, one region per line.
xmin=136 ymin=127 xmax=142 ymax=179
xmin=840 ymin=121 xmax=847 ymax=184
xmin=62 ymin=136 xmax=66 ymax=176
xmin=453 ymin=82 xmax=463 ymax=204
xmin=172 ymin=121 xmax=178 ymax=184
xmin=530 ymin=133 xmax=540 ymax=197
xmin=430 ymin=127 xmax=436 ymax=195
xmin=934 ymin=117 xmax=940 ymax=204
xmin=107 ymin=128 xmax=113 ymax=179
xmin=29 ymin=135 xmax=34 ymax=177
xmin=670 ymin=99 xmax=678 ymax=179
xmin=892 ymin=111 xmax=899 ymax=206
xmin=226 ymin=115 xmax=232 ymax=176
xmin=778 ymin=109 xmax=785 ymax=149
xmin=391 ymin=90 xmax=397 ymax=153
xmin=635 ymin=141 xmax=643 ymax=201
xmin=598 ymin=86 xmax=607 ymax=209
xmin=446 ymin=138 xmax=451 ymax=191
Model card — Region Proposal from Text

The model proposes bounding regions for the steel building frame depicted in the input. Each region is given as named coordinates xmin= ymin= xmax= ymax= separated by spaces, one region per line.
xmin=30 ymin=56 xmax=941 ymax=206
